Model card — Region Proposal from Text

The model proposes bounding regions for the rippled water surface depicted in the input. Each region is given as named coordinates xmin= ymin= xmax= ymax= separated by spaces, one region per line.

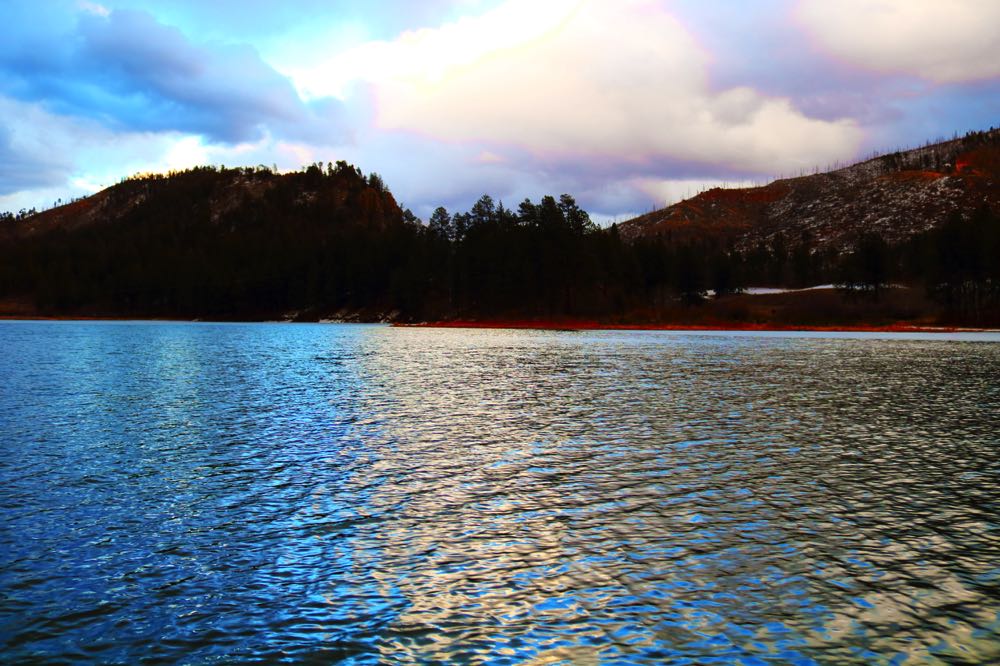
xmin=1 ymin=322 xmax=999 ymax=664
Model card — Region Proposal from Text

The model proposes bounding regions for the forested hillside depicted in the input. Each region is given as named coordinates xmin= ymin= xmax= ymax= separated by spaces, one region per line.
xmin=2 ymin=138 xmax=999 ymax=325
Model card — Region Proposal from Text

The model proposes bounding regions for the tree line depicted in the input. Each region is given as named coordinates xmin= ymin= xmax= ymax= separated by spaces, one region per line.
xmin=1 ymin=163 xmax=998 ymax=323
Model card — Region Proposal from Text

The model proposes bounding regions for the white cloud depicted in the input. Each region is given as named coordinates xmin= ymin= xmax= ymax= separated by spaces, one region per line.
xmin=77 ymin=1 xmax=110 ymax=18
xmin=294 ymin=0 xmax=861 ymax=174
xmin=162 ymin=136 xmax=210 ymax=172
xmin=475 ymin=150 xmax=505 ymax=164
xmin=797 ymin=0 xmax=1000 ymax=83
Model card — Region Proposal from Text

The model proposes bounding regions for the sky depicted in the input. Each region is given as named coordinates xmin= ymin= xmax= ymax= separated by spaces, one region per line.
xmin=1 ymin=0 xmax=999 ymax=221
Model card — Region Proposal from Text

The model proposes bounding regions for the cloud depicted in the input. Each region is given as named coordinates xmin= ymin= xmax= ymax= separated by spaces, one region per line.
xmin=0 ymin=129 xmax=69 ymax=197
xmin=0 ymin=100 xmax=74 ymax=196
xmin=300 ymin=0 xmax=861 ymax=176
xmin=0 ymin=95 xmax=225 ymax=209
xmin=78 ymin=1 xmax=110 ymax=18
xmin=0 ymin=6 xmax=346 ymax=144
xmin=19 ymin=0 xmax=992 ymax=220
xmin=796 ymin=0 xmax=1000 ymax=83
xmin=95 ymin=0 xmax=503 ymax=42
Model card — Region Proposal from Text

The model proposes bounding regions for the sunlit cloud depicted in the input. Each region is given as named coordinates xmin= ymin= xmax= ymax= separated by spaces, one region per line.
xmin=796 ymin=0 xmax=1000 ymax=83
xmin=162 ymin=136 xmax=209 ymax=172
xmin=296 ymin=0 xmax=861 ymax=176
xmin=289 ymin=0 xmax=581 ymax=99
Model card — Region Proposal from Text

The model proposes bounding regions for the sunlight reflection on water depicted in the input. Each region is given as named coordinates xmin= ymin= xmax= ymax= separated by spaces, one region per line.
xmin=1 ymin=322 xmax=998 ymax=664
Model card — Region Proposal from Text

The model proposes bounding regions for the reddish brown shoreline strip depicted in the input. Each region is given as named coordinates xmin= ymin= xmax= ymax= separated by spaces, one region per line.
xmin=397 ymin=320 xmax=968 ymax=333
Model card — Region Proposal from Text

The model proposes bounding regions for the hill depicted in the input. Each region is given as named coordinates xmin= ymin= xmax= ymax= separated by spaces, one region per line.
xmin=3 ymin=162 xmax=402 ymax=240
xmin=620 ymin=128 xmax=1000 ymax=253
xmin=0 ymin=162 xmax=413 ymax=319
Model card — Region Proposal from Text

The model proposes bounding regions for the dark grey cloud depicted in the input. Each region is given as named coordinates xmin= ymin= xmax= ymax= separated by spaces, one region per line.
xmin=0 ymin=7 xmax=346 ymax=144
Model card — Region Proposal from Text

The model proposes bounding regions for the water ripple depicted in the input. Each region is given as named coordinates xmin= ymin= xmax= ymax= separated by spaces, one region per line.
xmin=1 ymin=323 xmax=998 ymax=664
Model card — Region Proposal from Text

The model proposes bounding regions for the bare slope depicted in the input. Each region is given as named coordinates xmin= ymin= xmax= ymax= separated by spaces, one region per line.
xmin=620 ymin=129 xmax=1000 ymax=251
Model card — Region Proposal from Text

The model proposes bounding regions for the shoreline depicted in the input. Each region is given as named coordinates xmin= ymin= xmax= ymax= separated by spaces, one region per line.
xmin=396 ymin=320 xmax=997 ymax=333
xmin=2 ymin=315 xmax=997 ymax=334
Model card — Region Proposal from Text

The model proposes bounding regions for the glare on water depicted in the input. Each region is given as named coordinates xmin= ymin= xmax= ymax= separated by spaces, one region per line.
xmin=1 ymin=322 xmax=998 ymax=664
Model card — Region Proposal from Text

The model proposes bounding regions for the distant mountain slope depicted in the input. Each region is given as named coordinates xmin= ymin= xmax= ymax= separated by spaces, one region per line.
xmin=620 ymin=129 xmax=1000 ymax=251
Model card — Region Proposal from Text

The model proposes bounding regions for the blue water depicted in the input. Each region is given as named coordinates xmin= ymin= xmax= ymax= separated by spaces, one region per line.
xmin=1 ymin=322 xmax=998 ymax=664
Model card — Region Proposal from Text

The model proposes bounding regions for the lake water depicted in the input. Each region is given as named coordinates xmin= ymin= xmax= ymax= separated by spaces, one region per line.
xmin=1 ymin=322 xmax=998 ymax=664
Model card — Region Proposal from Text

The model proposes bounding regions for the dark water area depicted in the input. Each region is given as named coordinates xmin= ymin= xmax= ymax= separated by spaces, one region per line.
xmin=1 ymin=322 xmax=998 ymax=664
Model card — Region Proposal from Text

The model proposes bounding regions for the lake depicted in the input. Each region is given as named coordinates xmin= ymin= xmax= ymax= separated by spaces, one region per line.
xmin=1 ymin=322 xmax=998 ymax=664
